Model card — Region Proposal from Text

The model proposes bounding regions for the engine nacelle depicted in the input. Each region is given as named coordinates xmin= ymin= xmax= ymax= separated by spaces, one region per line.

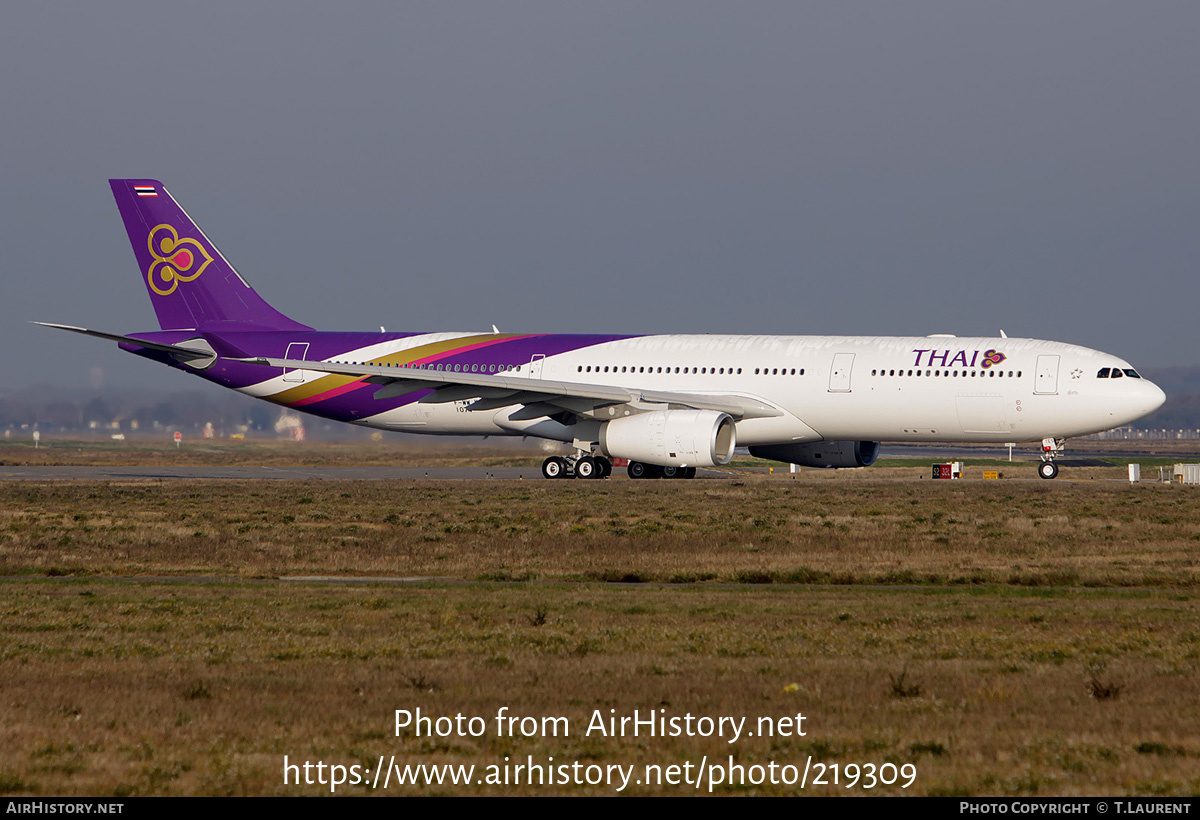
xmin=599 ymin=410 xmax=736 ymax=468
xmin=749 ymin=440 xmax=880 ymax=469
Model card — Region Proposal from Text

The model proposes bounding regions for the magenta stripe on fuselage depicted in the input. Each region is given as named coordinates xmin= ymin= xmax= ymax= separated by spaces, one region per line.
xmin=289 ymin=335 xmax=544 ymax=408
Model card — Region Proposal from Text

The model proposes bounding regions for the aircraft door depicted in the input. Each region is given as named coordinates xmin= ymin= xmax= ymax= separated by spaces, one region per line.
xmin=529 ymin=354 xmax=546 ymax=379
xmin=1034 ymin=355 xmax=1060 ymax=395
xmin=283 ymin=342 xmax=310 ymax=382
xmin=828 ymin=352 xmax=855 ymax=393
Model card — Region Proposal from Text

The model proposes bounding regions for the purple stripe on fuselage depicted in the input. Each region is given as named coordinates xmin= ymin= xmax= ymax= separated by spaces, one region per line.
xmin=282 ymin=332 xmax=637 ymax=419
xmin=285 ymin=333 xmax=635 ymax=419
xmin=290 ymin=334 xmax=543 ymax=408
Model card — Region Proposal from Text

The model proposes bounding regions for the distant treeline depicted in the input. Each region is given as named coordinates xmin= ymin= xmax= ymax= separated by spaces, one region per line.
xmin=0 ymin=384 xmax=368 ymax=440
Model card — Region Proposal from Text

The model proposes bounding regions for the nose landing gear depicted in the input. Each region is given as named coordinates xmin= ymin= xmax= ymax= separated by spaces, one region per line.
xmin=1038 ymin=437 xmax=1065 ymax=480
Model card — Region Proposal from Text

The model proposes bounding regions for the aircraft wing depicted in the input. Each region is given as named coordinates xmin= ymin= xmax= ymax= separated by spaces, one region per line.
xmin=237 ymin=356 xmax=784 ymax=420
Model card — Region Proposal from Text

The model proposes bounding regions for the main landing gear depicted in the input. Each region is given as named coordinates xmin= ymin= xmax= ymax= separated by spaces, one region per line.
xmin=541 ymin=454 xmax=613 ymax=480
xmin=539 ymin=455 xmax=698 ymax=480
xmin=627 ymin=461 xmax=697 ymax=480
xmin=1038 ymin=437 xmax=1065 ymax=480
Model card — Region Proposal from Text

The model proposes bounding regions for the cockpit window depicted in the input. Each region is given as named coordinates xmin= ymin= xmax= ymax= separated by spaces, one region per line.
xmin=1123 ymin=369 xmax=1141 ymax=379
xmin=1111 ymin=368 xmax=1123 ymax=379
xmin=1097 ymin=368 xmax=1110 ymax=378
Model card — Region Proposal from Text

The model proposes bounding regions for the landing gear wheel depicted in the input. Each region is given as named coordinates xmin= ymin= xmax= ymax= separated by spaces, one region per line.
xmin=683 ymin=467 xmax=697 ymax=479
xmin=628 ymin=461 xmax=663 ymax=479
xmin=1038 ymin=461 xmax=1059 ymax=480
xmin=661 ymin=465 xmax=681 ymax=479
xmin=542 ymin=457 xmax=568 ymax=480
xmin=575 ymin=456 xmax=598 ymax=479
xmin=595 ymin=456 xmax=612 ymax=478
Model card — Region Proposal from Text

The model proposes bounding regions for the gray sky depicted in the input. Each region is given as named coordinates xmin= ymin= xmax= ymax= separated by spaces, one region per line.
xmin=3 ymin=2 xmax=1198 ymax=389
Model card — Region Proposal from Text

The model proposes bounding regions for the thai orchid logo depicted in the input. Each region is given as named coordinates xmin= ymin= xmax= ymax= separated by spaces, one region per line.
xmin=146 ymin=224 xmax=213 ymax=296
xmin=980 ymin=349 xmax=1007 ymax=369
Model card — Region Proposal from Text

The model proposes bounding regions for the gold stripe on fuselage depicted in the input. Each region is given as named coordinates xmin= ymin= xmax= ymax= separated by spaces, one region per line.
xmin=266 ymin=334 xmax=505 ymax=405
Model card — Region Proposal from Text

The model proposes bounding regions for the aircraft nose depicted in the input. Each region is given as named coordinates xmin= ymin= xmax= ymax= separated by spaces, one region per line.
xmin=1141 ymin=379 xmax=1167 ymax=416
xmin=1106 ymin=378 xmax=1166 ymax=429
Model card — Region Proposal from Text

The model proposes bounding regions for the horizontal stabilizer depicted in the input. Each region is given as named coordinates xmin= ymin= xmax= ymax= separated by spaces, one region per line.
xmin=33 ymin=322 xmax=219 ymax=368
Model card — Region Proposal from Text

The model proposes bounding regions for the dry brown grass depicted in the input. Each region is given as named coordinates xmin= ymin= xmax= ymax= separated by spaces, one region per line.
xmin=0 ymin=439 xmax=548 ymax=468
xmin=2 ymin=471 xmax=1198 ymax=796
xmin=1 ymin=479 xmax=1197 ymax=588
xmin=0 ymin=580 xmax=1196 ymax=796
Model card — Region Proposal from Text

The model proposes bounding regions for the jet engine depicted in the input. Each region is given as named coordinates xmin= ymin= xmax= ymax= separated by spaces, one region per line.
xmin=749 ymin=440 xmax=880 ymax=469
xmin=599 ymin=409 xmax=736 ymax=468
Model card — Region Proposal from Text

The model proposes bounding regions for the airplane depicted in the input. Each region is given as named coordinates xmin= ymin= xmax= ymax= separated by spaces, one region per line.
xmin=38 ymin=179 xmax=1166 ymax=480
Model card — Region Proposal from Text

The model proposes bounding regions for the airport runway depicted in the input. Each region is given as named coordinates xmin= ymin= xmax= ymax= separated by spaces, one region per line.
xmin=0 ymin=446 xmax=1179 ymax=482
xmin=0 ymin=465 xmax=820 ymax=481
xmin=0 ymin=464 xmax=1144 ymax=482
xmin=882 ymin=443 xmax=1196 ymax=461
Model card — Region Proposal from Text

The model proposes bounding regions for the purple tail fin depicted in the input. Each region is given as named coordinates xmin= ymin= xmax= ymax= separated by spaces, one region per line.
xmin=109 ymin=179 xmax=311 ymax=331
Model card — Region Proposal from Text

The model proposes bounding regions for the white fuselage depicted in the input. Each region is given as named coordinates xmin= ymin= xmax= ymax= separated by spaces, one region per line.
xmin=243 ymin=334 xmax=1165 ymax=446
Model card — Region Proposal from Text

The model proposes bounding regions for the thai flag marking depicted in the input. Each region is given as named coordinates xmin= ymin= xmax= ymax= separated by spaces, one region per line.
xmin=134 ymin=185 xmax=158 ymax=197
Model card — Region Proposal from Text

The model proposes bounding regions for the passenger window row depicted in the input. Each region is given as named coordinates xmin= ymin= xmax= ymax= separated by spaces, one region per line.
xmin=872 ymin=369 xmax=1021 ymax=378
xmin=339 ymin=362 xmax=517 ymax=373
xmin=334 ymin=359 xmax=815 ymax=378
xmin=577 ymin=365 xmax=755 ymax=375
xmin=574 ymin=365 xmax=811 ymax=376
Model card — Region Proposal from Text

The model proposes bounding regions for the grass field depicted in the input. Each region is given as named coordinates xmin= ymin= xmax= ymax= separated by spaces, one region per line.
xmin=1 ymin=443 xmax=1198 ymax=795
xmin=2 ymin=479 xmax=1197 ymax=588
xmin=2 ymin=579 xmax=1197 ymax=796
xmin=0 ymin=439 xmax=547 ymax=468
